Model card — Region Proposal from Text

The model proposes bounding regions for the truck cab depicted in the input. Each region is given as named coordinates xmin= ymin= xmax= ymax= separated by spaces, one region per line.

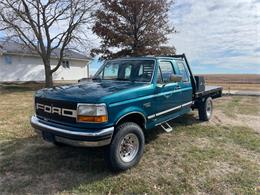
xmin=31 ymin=54 xmax=222 ymax=171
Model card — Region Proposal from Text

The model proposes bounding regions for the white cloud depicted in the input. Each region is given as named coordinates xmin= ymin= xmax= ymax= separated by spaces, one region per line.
xmin=2 ymin=0 xmax=257 ymax=74
xmin=35 ymin=0 xmax=260 ymax=74
xmin=169 ymin=0 xmax=260 ymax=73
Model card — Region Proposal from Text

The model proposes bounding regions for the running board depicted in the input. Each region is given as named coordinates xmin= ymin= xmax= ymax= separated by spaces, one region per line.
xmin=160 ymin=122 xmax=173 ymax=132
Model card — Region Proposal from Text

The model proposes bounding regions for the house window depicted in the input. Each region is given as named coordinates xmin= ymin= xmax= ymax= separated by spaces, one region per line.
xmin=4 ymin=55 xmax=12 ymax=64
xmin=62 ymin=60 xmax=70 ymax=68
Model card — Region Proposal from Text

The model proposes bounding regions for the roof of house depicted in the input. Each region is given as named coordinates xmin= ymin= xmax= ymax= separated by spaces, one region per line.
xmin=0 ymin=41 xmax=90 ymax=61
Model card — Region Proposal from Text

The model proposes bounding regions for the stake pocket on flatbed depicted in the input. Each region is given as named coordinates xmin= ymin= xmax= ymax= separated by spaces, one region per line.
xmin=31 ymin=54 xmax=222 ymax=171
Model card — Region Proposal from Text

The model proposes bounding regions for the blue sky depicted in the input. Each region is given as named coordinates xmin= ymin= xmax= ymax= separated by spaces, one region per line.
xmin=89 ymin=0 xmax=260 ymax=75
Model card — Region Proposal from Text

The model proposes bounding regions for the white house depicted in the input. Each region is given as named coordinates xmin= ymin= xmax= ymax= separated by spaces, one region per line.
xmin=0 ymin=41 xmax=90 ymax=82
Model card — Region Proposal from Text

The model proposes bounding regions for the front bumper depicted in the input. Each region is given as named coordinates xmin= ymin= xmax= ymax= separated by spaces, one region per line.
xmin=30 ymin=115 xmax=114 ymax=147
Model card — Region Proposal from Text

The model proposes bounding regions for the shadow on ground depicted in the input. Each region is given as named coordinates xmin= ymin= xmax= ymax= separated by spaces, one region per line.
xmin=0 ymin=135 xmax=112 ymax=193
xmin=145 ymin=113 xmax=201 ymax=144
xmin=0 ymin=113 xmax=201 ymax=194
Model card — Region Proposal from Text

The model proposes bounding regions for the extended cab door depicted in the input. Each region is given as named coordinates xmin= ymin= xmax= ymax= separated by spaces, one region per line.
xmin=175 ymin=60 xmax=193 ymax=110
xmin=153 ymin=60 xmax=183 ymax=123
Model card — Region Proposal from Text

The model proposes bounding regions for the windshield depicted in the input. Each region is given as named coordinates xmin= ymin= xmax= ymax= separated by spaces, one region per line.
xmin=94 ymin=60 xmax=154 ymax=82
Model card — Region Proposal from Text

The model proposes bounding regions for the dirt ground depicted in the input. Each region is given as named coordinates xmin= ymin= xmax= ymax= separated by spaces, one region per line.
xmin=210 ymin=96 xmax=260 ymax=133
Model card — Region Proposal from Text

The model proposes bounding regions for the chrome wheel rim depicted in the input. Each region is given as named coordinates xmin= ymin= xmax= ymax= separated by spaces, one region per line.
xmin=206 ymin=100 xmax=212 ymax=118
xmin=119 ymin=133 xmax=139 ymax=163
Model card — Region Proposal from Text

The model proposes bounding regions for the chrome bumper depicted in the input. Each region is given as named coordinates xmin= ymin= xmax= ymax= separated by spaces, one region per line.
xmin=31 ymin=115 xmax=114 ymax=147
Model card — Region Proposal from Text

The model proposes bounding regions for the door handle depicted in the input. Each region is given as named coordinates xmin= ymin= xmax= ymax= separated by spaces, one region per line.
xmin=164 ymin=93 xmax=172 ymax=99
xmin=175 ymin=85 xmax=181 ymax=90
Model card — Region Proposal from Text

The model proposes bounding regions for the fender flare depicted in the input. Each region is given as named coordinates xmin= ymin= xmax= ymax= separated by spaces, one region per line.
xmin=115 ymin=111 xmax=147 ymax=128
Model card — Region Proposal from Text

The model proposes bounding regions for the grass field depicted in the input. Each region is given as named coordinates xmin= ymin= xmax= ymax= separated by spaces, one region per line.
xmin=0 ymin=84 xmax=260 ymax=194
xmin=202 ymin=74 xmax=260 ymax=91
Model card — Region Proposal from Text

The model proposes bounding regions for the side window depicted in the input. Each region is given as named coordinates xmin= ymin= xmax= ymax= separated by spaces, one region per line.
xmin=62 ymin=60 xmax=70 ymax=68
xmin=157 ymin=68 xmax=163 ymax=83
xmin=177 ymin=62 xmax=190 ymax=82
xmin=4 ymin=55 xmax=12 ymax=64
xmin=159 ymin=61 xmax=175 ymax=82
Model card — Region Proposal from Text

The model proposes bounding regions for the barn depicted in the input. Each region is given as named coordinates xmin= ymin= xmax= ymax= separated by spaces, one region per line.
xmin=0 ymin=41 xmax=90 ymax=82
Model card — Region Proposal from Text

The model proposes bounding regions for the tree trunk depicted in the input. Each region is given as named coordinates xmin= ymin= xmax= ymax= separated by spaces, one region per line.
xmin=44 ymin=61 xmax=53 ymax=88
xmin=45 ymin=71 xmax=53 ymax=88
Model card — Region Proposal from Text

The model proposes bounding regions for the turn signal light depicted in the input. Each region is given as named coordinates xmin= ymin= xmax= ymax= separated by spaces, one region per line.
xmin=78 ymin=115 xmax=108 ymax=123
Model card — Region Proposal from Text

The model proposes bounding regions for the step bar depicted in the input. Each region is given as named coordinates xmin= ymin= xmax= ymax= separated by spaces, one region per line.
xmin=160 ymin=122 xmax=173 ymax=132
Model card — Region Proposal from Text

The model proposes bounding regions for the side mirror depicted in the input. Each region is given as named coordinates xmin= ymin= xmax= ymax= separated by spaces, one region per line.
xmin=169 ymin=74 xmax=182 ymax=83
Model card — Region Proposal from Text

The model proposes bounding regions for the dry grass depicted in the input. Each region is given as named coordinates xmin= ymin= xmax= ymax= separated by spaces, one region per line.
xmin=202 ymin=74 xmax=260 ymax=91
xmin=207 ymin=83 xmax=260 ymax=92
xmin=0 ymin=85 xmax=260 ymax=194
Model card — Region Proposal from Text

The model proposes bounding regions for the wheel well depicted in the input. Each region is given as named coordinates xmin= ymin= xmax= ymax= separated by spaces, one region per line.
xmin=116 ymin=113 xmax=146 ymax=129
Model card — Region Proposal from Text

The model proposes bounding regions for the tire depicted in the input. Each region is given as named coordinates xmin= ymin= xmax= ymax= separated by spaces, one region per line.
xmin=106 ymin=122 xmax=145 ymax=172
xmin=198 ymin=97 xmax=213 ymax=121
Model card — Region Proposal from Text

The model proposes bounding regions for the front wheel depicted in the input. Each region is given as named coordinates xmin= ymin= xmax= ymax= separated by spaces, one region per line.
xmin=198 ymin=97 xmax=213 ymax=121
xmin=106 ymin=122 xmax=145 ymax=172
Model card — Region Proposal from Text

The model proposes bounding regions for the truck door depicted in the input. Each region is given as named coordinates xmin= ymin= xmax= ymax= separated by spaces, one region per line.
xmin=175 ymin=60 xmax=193 ymax=110
xmin=153 ymin=60 xmax=183 ymax=122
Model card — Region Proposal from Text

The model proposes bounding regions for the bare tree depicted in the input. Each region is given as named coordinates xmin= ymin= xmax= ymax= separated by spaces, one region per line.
xmin=92 ymin=0 xmax=175 ymax=59
xmin=0 ymin=0 xmax=98 ymax=87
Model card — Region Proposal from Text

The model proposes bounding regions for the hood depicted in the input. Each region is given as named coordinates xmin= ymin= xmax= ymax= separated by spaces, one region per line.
xmin=35 ymin=80 xmax=150 ymax=103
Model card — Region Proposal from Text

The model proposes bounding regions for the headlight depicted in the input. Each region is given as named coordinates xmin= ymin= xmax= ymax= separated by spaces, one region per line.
xmin=77 ymin=104 xmax=108 ymax=123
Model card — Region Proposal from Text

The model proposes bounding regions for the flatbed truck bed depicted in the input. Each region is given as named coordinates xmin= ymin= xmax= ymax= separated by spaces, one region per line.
xmin=194 ymin=85 xmax=223 ymax=99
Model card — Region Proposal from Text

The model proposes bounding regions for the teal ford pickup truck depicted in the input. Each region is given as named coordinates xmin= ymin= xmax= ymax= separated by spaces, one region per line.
xmin=31 ymin=54 xmax=222 ymax=171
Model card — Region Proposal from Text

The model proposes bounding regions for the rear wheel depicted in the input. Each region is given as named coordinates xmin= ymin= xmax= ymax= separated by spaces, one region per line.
xmin=106 ymin=122 xmax=145 ymax=172
xmin=198 ymin=97 xmax=213 ymax=121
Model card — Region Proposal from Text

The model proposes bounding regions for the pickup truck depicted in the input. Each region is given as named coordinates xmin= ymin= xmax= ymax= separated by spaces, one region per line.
xmin=31 ymin=54 xmax=222 ymax=171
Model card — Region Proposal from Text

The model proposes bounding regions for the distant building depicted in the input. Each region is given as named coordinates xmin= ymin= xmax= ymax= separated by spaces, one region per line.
xmin=0 ymin=41 xmax=90 ymax=81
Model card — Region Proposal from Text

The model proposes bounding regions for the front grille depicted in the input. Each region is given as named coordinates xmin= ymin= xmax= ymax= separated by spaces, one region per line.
xmin=35 ymin=97 xmax=77 ymax=123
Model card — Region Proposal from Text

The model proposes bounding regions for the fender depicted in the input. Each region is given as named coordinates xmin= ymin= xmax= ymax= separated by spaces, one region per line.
xmin=113 ymin=106 xmax=148 ymax=128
